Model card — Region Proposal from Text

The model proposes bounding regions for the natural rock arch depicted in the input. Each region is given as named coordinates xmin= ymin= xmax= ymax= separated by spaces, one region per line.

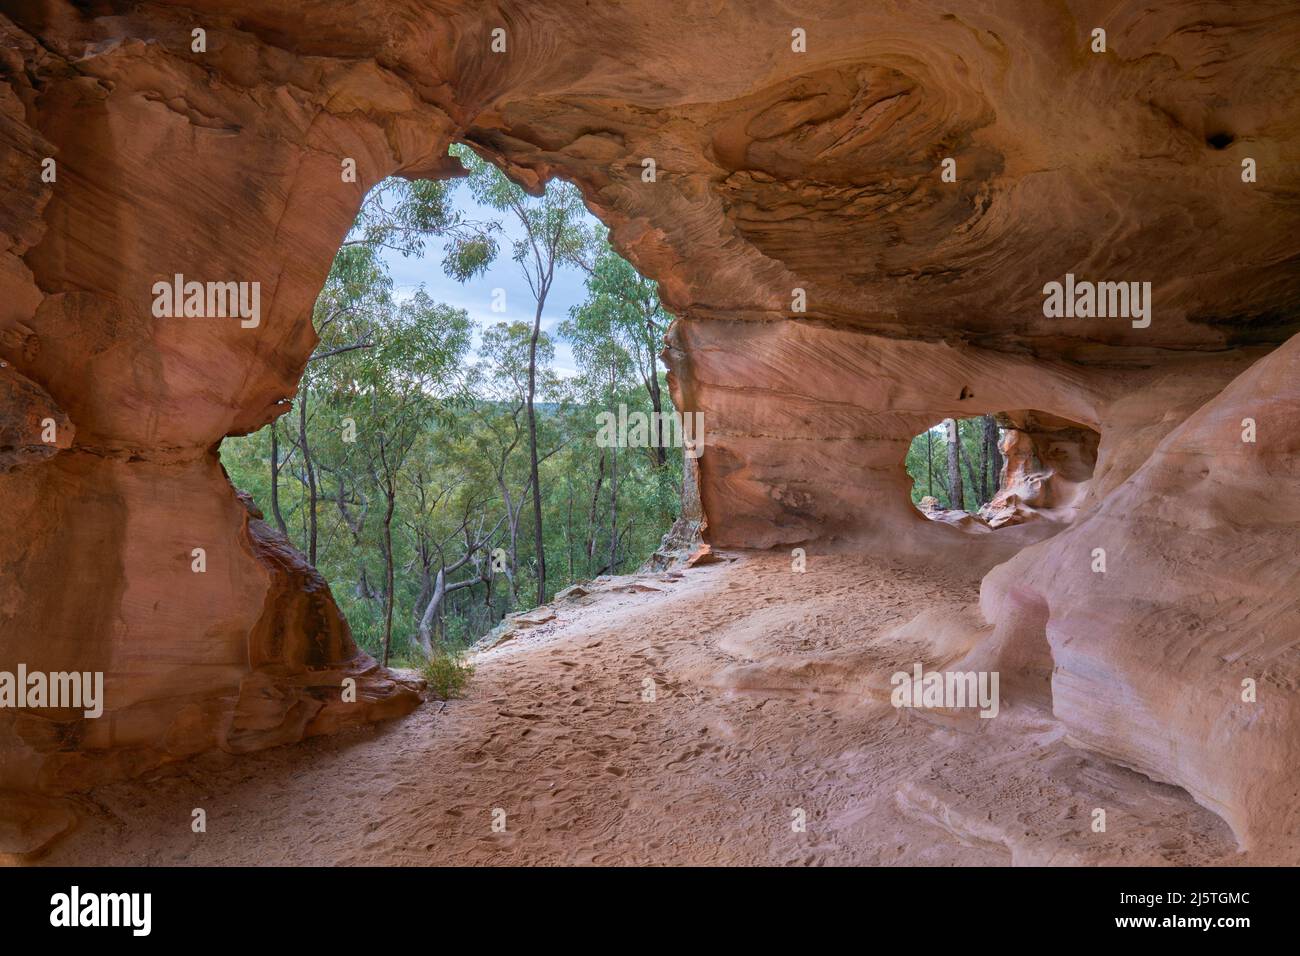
xmin=2 ymin=1 xmax=1299 ymax=850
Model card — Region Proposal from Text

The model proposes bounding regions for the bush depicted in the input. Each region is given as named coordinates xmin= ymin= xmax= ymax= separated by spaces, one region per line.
xmin=418 ymin=644 xmax=475 ymax=700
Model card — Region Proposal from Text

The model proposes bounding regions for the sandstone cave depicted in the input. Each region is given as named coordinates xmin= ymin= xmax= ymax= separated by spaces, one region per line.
xmin=1 ymin=0 xmax=1298 ymax=879
xmin=908 ymin=412 xmax=1101 ymax=534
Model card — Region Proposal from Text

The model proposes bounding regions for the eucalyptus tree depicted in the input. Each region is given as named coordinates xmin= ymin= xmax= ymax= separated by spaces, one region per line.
xmin=339 ymin=290 xmax=472 ymax=665
xmin=282 ymin=174 xmax=468 ymax=565
xmin=444 ymin=146 xmax=593 ymax=605
xmin=561 ymin=285 xmax=637 ymax=573
xmin=343 ymin=176 xmax=496 ymax=261
xmin=284 ymin=243 xmax=394 ymax=564
xmin=463 ymin=321 xmax=567 ymax=605
xmin=568 ymin=242 xmax=672 ymax=464
xmin=943 ymin=419 xmax=965 ymax=511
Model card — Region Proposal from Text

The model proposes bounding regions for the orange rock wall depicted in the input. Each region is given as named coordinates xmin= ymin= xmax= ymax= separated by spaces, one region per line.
xmin=2 ymin=1 xmax=1299 ymax=847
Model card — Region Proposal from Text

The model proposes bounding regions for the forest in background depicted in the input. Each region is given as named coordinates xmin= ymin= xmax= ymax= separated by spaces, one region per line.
xmin=904 ymin=415 xmax=1004 ymax=512
xmin=222 ymin=147 xmax=684 ymax=672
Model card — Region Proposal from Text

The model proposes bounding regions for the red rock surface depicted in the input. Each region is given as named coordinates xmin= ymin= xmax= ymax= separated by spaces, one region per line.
xmin=981 ymin=335 xmax=1300 ymax=849
xmin=977 ymin=411 xmax=1100 ymax=529
xmin=2 ymin=1 xmax=1299 ymax=852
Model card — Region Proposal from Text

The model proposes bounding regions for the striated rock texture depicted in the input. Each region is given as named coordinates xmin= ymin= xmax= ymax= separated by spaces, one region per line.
xmin=977 ymin=411 xmax=1100 ymax=529
xmin=982 ymin=336 xmax=1300 ymax=847
xmin=0 ymin=2 xmax=441 ymax=801
xmin=1 ymin=0 xmax=1299 ymax=851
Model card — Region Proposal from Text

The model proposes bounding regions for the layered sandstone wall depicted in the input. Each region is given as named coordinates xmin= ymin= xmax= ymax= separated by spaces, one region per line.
xmin=981 ymin=335 xmax=1300 ymax=848
xmin=976 ymin=411 xmax=1100 ymax=529
xmin=0 ymin=6 xmax=447 ymax=793
xmin=1 ymin=0 xmax=1298 ymax=849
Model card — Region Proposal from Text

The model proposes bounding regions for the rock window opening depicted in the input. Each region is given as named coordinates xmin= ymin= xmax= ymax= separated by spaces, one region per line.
xmin=906 ymin=411 xmax=1100 ymax=530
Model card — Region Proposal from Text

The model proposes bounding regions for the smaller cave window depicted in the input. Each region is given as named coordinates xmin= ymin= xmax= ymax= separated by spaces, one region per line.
xmin=905 ymin=415 xmax=1003 ymax=514
xmin=905 ymin=411 xmax=1101 ymax=530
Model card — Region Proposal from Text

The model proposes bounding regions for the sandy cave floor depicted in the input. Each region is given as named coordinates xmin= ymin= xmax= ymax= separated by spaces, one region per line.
xmin=38 ymin=551 xmax=1268 ymax=867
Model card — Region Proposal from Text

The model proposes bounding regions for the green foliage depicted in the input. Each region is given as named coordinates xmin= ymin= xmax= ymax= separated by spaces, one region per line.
xmin=442 ymin=234 xmax=498 ymax=281
xmin=442 ymin=145 xmax=594 ymax=286
xmin=417 ymin=644 xmax=475 ymax=701
xmin=221 ymin=156 xmax=683 ymax=665
xmin=905 ymin=426 xmax=943 ymax=505
xmin=904 ymin=416 xmax=1002 ymax=512
xmin=349 ymin=178 xmax=456 ymax=257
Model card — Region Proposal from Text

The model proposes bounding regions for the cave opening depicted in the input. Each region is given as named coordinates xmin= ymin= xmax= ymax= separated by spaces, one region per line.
xmin=905 ymin=411 xmax=1101 ymax=530
xmin=7 ymin=1 xmax=1299 ymax=869
xmin=219 ymin=146 xmax=685 ymax=672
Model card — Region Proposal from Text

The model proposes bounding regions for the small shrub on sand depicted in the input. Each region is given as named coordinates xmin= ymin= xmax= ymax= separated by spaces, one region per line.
xmin=419 ymin=645 xmax=475 ymax=701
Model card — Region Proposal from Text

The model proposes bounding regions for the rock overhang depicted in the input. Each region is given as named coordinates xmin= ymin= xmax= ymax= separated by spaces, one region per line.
xmin=1 ymin=0 xmax=1298 ymax=852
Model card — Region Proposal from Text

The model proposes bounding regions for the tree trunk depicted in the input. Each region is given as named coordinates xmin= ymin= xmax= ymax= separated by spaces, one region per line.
xmin=527 ymin=297 xmax=546 ymax=606
xmin=647 ymin=366 xmax=666 ymax=467
xmin=418 ymin=565 xmax=485 ymax=657
xmin=298 ymin=394 xmax=318 ymax=565
xmin=925 ymin=427 xmax=933 ymax=498
xmin=983 ymin=415 xmax=1002 ymax=496
xmin=357 ymin=566 xmax=376 ymax=603
xmin=416 ymin=566 xmax=445 ymax=658
xmin=270 ymin=421 xmax=288 ymax=536
xmin=944 ymin=418 xmax=964 ymax=511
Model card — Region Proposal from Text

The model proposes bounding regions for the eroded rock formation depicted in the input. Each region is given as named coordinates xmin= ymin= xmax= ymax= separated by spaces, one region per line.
xmin=976 ymin=411 xmax=1100 ymax=529
xmin=2 ymin=1 xmax=1299 ymax=851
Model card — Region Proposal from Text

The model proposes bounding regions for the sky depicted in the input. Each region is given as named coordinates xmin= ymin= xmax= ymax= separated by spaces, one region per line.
xmin=377 ymin=184 xmax=603 ymax=377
